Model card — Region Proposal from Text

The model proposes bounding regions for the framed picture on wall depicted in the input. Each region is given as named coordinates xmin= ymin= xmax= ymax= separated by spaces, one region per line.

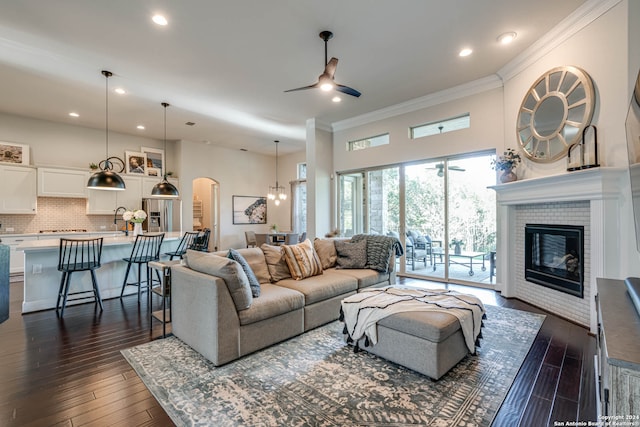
xmin=125 ymin=151 xmax=148 ymax=175
xmin=147 ymin=167 xmax=161 ymax=177
xmin=233 ymin=195 xmax=267 ymax=224
xmin=0 ymin=142 xmax=29 ymax=165
xmin=141 ymin=146 xmax=164 ymax=177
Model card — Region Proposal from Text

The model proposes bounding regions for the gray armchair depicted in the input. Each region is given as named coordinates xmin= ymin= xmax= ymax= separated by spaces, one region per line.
xmin=405 ymin=231 xmax=429 ymax=271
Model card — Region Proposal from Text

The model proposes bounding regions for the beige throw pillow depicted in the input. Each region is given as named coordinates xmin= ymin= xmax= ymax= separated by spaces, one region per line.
xmin=282 ymin=239 xmax=323 ymax=280
xmin=184 ymin=250 xmax=253 ymax=310
xmin=314 ymin=238 xmax=338 ymax=269
xmin=261 ymin=244 xmax=292 ymax=282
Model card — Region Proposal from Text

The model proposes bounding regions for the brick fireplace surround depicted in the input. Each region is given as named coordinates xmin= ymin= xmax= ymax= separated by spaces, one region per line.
xmin=491 ymin=167 xmax=626 ymax=334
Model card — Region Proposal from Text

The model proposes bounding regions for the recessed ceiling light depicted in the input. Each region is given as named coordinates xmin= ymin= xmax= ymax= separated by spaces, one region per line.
xmin=497 ymin=32 xmax=517 ymax=45
xmin=136 ymin=125 xmax=145 ymax=130
xmin=69 ymin=112 xmax=79 ymax=117
xmin=152 ymin=14 xmax=168 ymax=26
xmin=114 ymin=87 xmax=126 ymax=95
xmin=332 ymin=96 xmax=341 ymax=103
xmin=459 ymin=48 xmax=473 ymax=57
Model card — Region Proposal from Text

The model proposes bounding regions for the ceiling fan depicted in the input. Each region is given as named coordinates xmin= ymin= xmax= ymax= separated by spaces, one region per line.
xmin=427 ymin=163 xmax=466 ymax=177
xmin=284 ymin=30 xmax=361 ymax=98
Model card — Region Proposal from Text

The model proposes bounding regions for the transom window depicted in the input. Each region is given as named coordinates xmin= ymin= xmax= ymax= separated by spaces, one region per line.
xmin=410 ymin=113 xmax=470 ymax=139
xmin=347 ymin=133 xmax=389 ymax=151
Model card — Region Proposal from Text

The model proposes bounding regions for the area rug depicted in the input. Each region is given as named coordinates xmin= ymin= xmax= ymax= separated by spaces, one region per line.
xmin=122 ymin=304 xmax=545 ymax=426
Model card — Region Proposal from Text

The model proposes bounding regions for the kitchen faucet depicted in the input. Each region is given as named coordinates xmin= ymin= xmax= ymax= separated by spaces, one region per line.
xmin=114 ymin=206 xmax=129 ymax=236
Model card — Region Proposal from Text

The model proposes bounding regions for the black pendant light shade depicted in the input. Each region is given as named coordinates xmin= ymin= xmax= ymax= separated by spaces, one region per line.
xmin=87 ymin=70 xmax=126 ymax=191
xmin=87 ymin=169 xmax=126 ymax=190
xmin=151 ymin=102 xmax=179 ymax=198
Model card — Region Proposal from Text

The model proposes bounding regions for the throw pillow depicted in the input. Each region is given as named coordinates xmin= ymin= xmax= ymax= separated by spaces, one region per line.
xmin=313 ymin=238 xmax=338 ymax=269
xmin=282 ymin=239 xmax=323 ymax=280
xmin=260 ymin=244 xmax=292 ymax=282
xmin=184 ymin=250 xmax=252 ymax=310
xmin=334 ymin=239 xmax=367 ymax=269
xmin=228 ymin=249 xmax=260 ymax=297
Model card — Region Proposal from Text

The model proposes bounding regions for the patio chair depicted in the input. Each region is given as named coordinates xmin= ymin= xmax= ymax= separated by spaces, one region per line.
xmin=405 ymin=231 xmax=428 ymax=271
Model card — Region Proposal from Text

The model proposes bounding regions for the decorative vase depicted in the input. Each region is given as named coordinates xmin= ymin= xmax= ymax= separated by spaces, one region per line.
xmin=454 ymin=244 xmax=462 ymax=255
xmin=133 ymin=222 xmax=143 ymax=237
xmin=500 ymin=170 xmax=517 ymax=183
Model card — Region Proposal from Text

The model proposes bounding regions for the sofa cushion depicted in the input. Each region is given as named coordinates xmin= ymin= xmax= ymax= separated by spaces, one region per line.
xmin=325 ymin=267 xmax=390 ymax=289
xmin=228 ymin=249 xmax=260 ymax=297
xmin=238 ymin=283 xmax=304 ymax=326
xmin=276 ymin=273 xmax=358 ymax=305
xmin=282 ymin=239 xmax=323 ymax=280
xmin=261 ymin=244 xmax=292 ymax=282
xmin=184 ymin=250 xmax=252 ymax=311
xmin=214 ymin=247 xmax=271 ymax=284
xmin=314 ymin=238 xmax=338 ymax=269
xmin=335 ymin=239 xmax=367 ymax=269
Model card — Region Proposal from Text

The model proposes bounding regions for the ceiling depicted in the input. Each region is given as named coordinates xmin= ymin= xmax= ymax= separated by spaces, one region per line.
xmin=0 ymin=0 xmax=586 ymax=155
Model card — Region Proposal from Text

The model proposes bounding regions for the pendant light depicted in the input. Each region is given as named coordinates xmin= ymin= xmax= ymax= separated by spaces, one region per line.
xmin=267 ymin=140 xmax=287 ymax=206
xmin=87 ymin=70 xmax=126 ymax=191
xmin=151 ymin=102 xmax=180 ymax=198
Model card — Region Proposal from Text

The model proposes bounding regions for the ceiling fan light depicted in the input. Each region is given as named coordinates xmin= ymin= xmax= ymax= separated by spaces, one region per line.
xmin=320 ymin=82 xmax=334 ymax=91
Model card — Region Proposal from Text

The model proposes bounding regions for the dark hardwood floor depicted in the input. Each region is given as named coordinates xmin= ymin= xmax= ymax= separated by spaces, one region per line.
xmin=0 ymin=276 xmax=596 ymax=426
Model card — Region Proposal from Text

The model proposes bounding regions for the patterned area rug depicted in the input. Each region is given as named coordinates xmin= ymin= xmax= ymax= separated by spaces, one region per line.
xmin=122 ymin=304 xmax=544 ymax=426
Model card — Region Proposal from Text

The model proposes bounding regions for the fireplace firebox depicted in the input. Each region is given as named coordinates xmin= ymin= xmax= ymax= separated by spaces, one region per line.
xmin=524 ymin=224 xmax=584 ymax=298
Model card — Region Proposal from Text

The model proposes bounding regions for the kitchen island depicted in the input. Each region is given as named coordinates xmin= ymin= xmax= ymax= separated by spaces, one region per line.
xmin=18 ymin=232 xmax=181 ymax=313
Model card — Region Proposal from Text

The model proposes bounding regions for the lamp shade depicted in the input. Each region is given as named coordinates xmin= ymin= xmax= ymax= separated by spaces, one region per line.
xmin=87 ymin=169 xmax=126 ymax=190
xmin=151 ymin=179 xmax=179 ymax=198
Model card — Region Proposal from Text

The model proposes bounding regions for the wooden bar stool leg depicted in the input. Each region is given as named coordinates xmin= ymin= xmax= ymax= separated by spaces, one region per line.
xmin=120 ymin=262 xmax=133 ymax=298
xmin=56 ymin=272 xmax=67 ymax=316
xmin=59 ymin=272 xmax=73 ymax=318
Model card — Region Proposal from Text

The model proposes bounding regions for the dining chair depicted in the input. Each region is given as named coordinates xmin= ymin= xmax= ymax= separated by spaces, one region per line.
xmin=245 ymin=231 xmax=257 ymax=248
xmin=56 ymin=237 xmax=104 ymax=318
xmin=191 ymin=228 xmax=211 ymax=252
xmin=120 ymin=234 xmax=165 ymax=303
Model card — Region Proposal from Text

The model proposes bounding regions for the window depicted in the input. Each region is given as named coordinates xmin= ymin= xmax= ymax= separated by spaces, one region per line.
xmin=410 ymin=114 xmax=470 ymax=139
xmin=297 ymin=163 xmax=307 ymax=179
xmin=347 ymin=133 xmax=389 ymax=151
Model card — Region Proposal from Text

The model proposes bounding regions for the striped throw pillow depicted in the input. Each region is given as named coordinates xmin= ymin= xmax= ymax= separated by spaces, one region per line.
xmin=282 ymin=239 xmax=323 ymax=280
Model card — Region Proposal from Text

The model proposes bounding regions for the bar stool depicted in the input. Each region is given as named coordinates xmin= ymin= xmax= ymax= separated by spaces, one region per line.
xmin=191 ymin=228 xmax=211 ymax=252
xmin=57 ymin=238 xmax=104 ymax=318
xmin=165 ymin=231 xmax=199 ymax=260
xmin=120 ymin=234 xmax=165 ymax=302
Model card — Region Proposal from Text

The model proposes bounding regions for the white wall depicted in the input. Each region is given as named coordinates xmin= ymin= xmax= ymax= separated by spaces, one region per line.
xmin=0 ymin=112 xmax=169 ymax=169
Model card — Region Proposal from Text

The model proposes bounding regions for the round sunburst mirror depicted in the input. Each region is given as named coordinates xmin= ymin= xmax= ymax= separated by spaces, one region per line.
xmin=516 ymin=66 xmax=596 ymax=163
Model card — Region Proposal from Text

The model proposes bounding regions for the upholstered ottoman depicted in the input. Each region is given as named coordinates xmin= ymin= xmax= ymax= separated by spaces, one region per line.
xmin=354 ymin=310 xmax=469 ymax=380
xmin=341 ymin=287 xmax=484 ymax=380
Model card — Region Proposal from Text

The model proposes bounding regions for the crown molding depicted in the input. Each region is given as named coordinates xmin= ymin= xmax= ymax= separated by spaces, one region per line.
xmin=497 ymin=0 xmax=622 ymax=81
xmin=332 ymin=74 xmax=503 ymax=132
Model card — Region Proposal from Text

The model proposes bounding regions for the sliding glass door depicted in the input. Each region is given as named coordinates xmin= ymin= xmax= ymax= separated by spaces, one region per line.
xmin=337 ymin=151 xmax=496 ymax=286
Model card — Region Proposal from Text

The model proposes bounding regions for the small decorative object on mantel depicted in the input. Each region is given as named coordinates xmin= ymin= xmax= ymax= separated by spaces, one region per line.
xmin=122 ymin=209 xmax=147 ymax=236
xmin=492 ymin=148 xmax=522 ymax=183
xmin=567 ymin=125 xmax=600 ymax=171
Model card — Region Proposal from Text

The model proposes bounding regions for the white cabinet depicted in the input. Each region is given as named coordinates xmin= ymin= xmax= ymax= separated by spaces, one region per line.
xmin=0 ymin=165 xmax=37 ymax=214
xmin=1 ymin=235 xmax=37 ymax=274
xmin=86 ymin=175 xmax=143 ymax=214
xmin=37 ymin=167 xmax=89 ymax=198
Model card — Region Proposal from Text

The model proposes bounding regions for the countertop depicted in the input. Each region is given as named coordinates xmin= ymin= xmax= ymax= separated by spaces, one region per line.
xmin=17 ymin=232 xmax=182 ymax=251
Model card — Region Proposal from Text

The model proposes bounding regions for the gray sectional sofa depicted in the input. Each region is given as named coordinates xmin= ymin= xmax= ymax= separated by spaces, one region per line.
xmin=170 ymin=238 xmax=397 ymax=366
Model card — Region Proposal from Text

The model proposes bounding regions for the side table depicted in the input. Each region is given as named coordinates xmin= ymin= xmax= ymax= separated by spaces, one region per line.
xmin=149 ymin=259 xmax=181 ymax=338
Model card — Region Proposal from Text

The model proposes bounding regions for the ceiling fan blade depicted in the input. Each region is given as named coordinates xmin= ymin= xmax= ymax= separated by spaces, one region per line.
xmin=450 ymin=166 xmax=466 ymax=171
xmin=284 ymin=82 xmax=320 ymax=93
xmin=335 ymin=83 xmax=361 ymax=98
xmin=324 ymin=57 xmax=338 ymax=79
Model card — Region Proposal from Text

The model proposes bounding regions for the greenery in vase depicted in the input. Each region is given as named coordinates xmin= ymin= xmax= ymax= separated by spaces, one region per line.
xmin=491 ymin=148 xmax=522 ymax=172
xmin=450 ymin=238 xmax=464 ymax=247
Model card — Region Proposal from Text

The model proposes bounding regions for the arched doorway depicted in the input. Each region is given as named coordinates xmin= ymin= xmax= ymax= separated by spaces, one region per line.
xmin=192 ymin=177 xmax=220 ymax=252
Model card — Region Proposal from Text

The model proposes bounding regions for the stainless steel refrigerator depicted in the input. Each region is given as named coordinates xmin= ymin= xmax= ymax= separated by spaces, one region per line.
xmin=142 ymin=199 xmax=182 ymax=233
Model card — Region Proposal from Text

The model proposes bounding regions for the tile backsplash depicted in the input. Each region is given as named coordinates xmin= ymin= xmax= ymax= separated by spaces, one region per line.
xmin=0 ymin=197 xmax=115 ymax=234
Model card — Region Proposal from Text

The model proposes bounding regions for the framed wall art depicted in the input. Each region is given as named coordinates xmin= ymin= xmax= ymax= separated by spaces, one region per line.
xmin=125 ymin=151 xmax=148 ymax=175
xmin=0 ymin=142 xmax=29 ymax=165
xmin=141 ymin=146 xmax=164 ymax=177
xmin=232 ymin=195 xmax=267 ymax=224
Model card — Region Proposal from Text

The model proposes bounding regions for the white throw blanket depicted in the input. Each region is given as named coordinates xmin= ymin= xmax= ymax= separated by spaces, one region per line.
xmin=340 ymin=286 xmax=486 ymax=353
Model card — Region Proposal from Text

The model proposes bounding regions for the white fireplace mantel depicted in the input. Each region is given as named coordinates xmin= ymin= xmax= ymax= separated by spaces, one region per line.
xmin=490 ymin=167 xmax=627 ymax=334
xmin=488 ymin=167 xmax=627 ymax=205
